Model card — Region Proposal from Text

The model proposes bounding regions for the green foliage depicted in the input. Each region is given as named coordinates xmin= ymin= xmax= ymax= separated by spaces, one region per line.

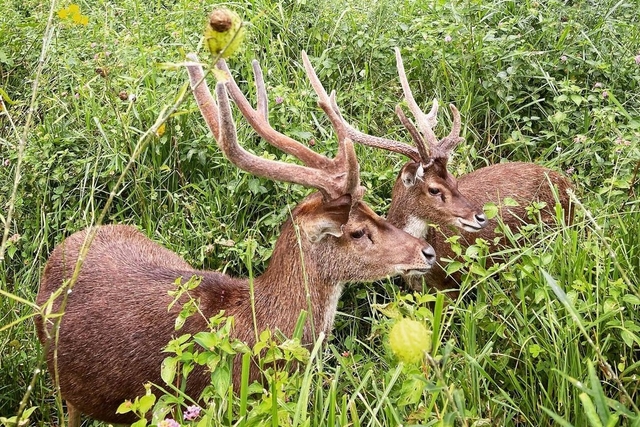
xmin=1 ymin=0 xmax=639 ymax=425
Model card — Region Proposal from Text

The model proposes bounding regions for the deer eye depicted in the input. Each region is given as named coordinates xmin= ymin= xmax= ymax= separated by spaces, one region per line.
xmin=428 ymin=187 xmax=441 ymax=195
xmin=350 ymin=229 xmax=366 ymax=239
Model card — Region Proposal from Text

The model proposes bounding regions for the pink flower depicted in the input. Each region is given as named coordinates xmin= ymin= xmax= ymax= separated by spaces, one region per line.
xmin=183 ymin=405 xmax=201 ymax=421
xmin=275 ymin=96 xmax=284 ymax=105
xmin=602 ymin=91 xmax=608 ymax=99
xmin=444 ymin=35 xmax=452 ymax=43
xmin=635 ymin=54 xmax=640 ymax=65
xmin=560 ymin=55 xmax=568 ymax=62
xmin=593 ymin=82 xmax=603 ymax=89
xmin=158 ymin=419 xmax=180 ymax=427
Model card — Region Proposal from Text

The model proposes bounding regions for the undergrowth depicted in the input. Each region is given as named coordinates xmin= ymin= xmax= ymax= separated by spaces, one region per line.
xmin=1 ymin=0 xmax=639 ymax=425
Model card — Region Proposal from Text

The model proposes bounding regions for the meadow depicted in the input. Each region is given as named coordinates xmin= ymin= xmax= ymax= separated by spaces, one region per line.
xmin=1 ymin=0 xmax=639 ymax=425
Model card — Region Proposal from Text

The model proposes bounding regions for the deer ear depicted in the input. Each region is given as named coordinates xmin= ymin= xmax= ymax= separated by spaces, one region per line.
xmin=400 ymin=162 xmax=424 ymax=188
xmin=300 ymin=194 xmax=352 ymax=243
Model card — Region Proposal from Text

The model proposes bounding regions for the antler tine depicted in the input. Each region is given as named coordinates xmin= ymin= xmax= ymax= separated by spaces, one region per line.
xmin=216 ymin=59 xmax=330 ymax=170
xmin=432 ymin=104 xmax=465 ymax=158
xmin=425 ymin=99 xmax=439 ymax=128
xmin=186 ymin=53 xmax=219 ymax=138
xmin=186 ymin=53 xmax=341 ymax=200
xmin=324 ymin=70 xmax=422 ymax=163
xmin=395 ymin=105 xmax=430 ymax=162
xmin=301 ymin=51 xmax=362 ymax=198
xmin=215 ymin=82 xmax=336 ymax=195
xmin=394 ymin=47 xmax=441 ymax=155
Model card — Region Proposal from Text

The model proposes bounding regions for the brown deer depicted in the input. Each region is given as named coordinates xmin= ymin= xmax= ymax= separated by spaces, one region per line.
xmin=331 ymin=47 xmax=573 ymax=294
xmin=35 ymin=52 xmax=436 ymax=427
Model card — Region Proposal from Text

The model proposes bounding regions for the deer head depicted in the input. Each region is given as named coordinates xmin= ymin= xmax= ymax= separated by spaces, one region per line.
xmin=328 ymin=48 xmax=488 ymax=238
xmin=187 ymin=51 xmax=438 ymax=331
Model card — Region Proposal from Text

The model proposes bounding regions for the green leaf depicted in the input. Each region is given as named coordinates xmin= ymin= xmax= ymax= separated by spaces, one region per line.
xmin=161 ymin=356 xmax=178 ymax=385
xmin=116 ymin=400 xmax=134 ymax=414
xmin=372 ymin=303 xmax=401 ymax=319
xmin=137 ymin=394 xmax=156 ymax=415
xmin=194 ymin=331 xmax=219 ymax=350
xmin=570 ymin=94 xmax=583 ymax=106
xmin=620 ymin=330 xmax=638 ymax=348
xmin=131 ymin=418 xmax=148 ymax=427
xmin=503 ymin=197 xmax=520 ymax=207
xmin=580 ymin=392 xmax=604 ymax=427
xmin=483 ymin=202 xmax=499 ymax=219
xmin=397 ymin=376 xmax=425 ymax=406
xmin=622 ymin=294 xmax=640 ymax=306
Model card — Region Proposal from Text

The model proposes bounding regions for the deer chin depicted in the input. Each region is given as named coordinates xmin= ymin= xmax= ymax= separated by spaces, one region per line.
xmin=456 ymin=217 xmax=484 ymax=232
xmin=396 ymin=265 xmax=432 ymax=276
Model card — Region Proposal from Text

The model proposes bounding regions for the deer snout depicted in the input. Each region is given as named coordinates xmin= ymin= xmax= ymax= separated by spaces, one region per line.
xmin=475 ymin=213 xmax=487 ymax=227
xmin=457 ymin=212 xmax=488 ymax=232
xmin=422 ymin=245 xmax=436 ymax=266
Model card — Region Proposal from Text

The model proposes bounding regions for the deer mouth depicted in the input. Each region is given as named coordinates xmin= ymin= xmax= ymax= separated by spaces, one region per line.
xmin=456 ymin=217 xmax=486 ymax=232
xmin=397 ymin=266 xmax=432 ymax=276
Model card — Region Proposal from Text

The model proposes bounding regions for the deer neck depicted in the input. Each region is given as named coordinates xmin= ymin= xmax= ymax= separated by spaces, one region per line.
xmin=387 ymin=180 xmax=430 ymax=240
xmin=252 ymin=219 xmax=342 ymax=347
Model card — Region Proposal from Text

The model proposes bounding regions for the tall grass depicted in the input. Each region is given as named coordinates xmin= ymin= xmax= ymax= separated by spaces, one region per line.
xmin=1 ymin=0 xmax=639 ymax=425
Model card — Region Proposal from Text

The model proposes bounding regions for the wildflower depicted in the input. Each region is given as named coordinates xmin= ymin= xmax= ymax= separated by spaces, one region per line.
xmin=158 ymin=419 xmax=180 ymax=427
xmin=444 ymin=35 xmax=452 ymax=43
xmin=565 ymin=166 xmax=575 ymax=175
xmin=593 ymin=82 xmax=603 ymax=89
xmin=341 ymin=351 xmax=350 ymax=357
xmin=555 ymin=145 xmax=562 ymax=153
xmin=573 ymin=135 xmax=586 ymax=144
xmin=90 ymin=42 xmax=97 ymax=48
xmin=615 ymin=137 xmax=630 ymax=146
xmin=2 ymin=159 xmax=9 ymax=167
xmin=560 ymin=55 xmax=567 ymax=62
xmin=128 ymin=93 xmax=137 ymax=102
xmin=635 ymin=53 xmax=640 ymax=65
xmin=275 ymin=96 xmax=284 ymax=105
xmin=184 ymin=405 xmax=201 ymax=421
xmin=602 ymin=91 xmax=608 ymax=99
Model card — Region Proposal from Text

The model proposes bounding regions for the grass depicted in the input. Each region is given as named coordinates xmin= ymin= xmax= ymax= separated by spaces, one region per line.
xmin=1 ymin=0 xmax=639 ymax=425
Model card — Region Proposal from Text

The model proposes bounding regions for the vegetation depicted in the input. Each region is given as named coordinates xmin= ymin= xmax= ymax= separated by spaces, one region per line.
xmin=1 ymin=0 xmax=639 ymax=425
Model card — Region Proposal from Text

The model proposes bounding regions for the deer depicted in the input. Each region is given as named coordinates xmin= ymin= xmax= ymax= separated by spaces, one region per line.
xmin=35 ymin=52 xmax=436 ymax=427
xmin=329 ymin=47 xmax=573 ymax=295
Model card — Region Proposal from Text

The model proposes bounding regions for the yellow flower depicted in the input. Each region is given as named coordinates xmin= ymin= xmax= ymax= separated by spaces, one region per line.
xmin=57 ymin=8 xmax=70 ymax=19
xmin=156 ymin=123 xmax=167 ymax=137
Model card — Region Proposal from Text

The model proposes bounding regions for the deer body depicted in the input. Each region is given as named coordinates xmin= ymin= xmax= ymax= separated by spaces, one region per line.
xmin=388 ymin=161 xmax=572 ymax=291
xmin=36 ymin=53 xmax=435 ymax=426
xmin=335 ymin=47 xmax=573 ymax=294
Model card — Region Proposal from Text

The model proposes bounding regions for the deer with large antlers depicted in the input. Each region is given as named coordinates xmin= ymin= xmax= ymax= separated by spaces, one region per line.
xmin=36 ymin=52 xmax=435 ymax=426
xmin=334 ymin=48 xmax=573 ymax=294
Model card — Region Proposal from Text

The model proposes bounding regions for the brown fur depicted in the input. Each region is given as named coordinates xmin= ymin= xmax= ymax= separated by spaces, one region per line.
xmin=36 ymin=193 xmax=434 ymax=424
xmin=387 ymin=161 xmax=573 ymax=294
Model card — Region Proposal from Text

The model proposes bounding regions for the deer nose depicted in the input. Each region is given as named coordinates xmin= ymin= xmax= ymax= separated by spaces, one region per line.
xmin=422 ymin=245 xmax=436 ymax=265
xmin=475 ymin=213 xmax=487 ymax=227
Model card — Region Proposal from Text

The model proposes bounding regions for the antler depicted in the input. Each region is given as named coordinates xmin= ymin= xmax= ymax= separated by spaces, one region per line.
xmin=325 ymin=48 xmax=464 ymax=165
xmin=394 ymin=47 xmax=464 ymax=160
xmin=185 ymin=53 xmax=362 ymax=201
